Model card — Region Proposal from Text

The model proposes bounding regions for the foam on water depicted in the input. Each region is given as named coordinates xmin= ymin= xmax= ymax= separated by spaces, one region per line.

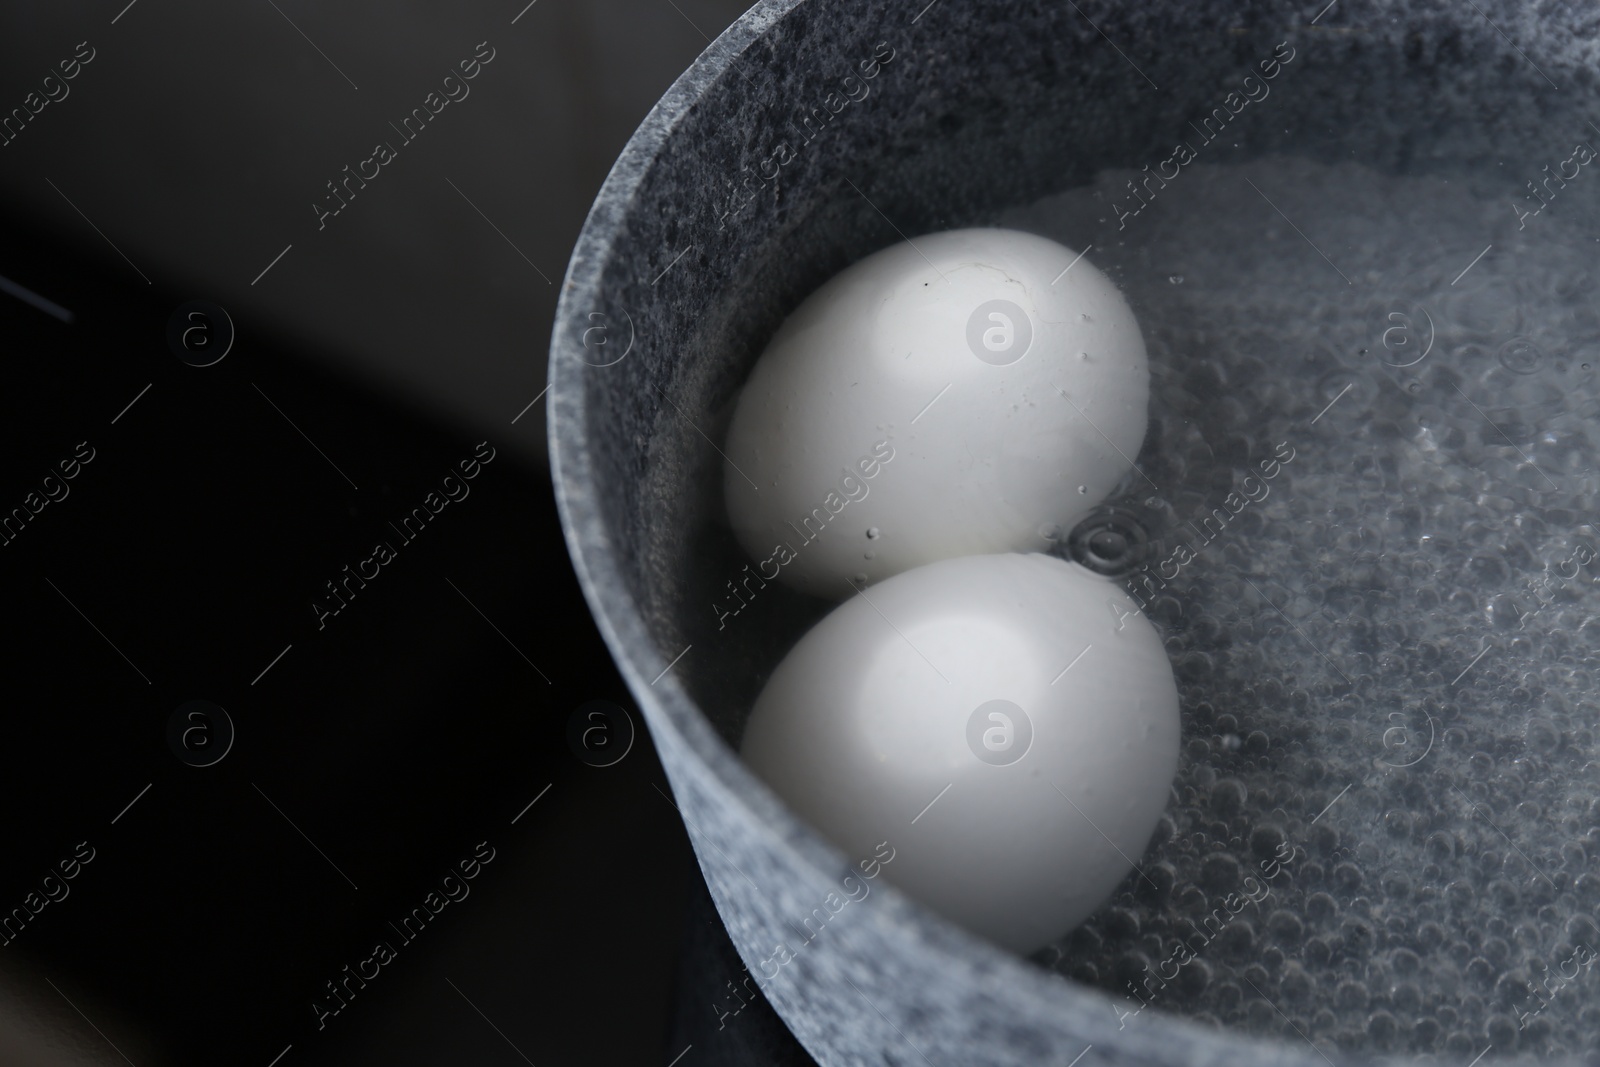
xmin=996 ymin=154 xmax=1600 ymax=1060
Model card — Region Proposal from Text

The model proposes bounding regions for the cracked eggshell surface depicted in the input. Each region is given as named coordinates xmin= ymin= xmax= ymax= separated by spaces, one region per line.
xmin=739 ymin=552 xmax=1180 ymax=955
xmin=723 ymin=227 xmax=1149 ymax=599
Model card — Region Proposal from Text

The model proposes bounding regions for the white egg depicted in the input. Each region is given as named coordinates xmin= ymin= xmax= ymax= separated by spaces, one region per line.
xmin=740 ymin=552 xmax=1179 ymax=955
xmin=723 ymin=227 xmax=1149 ymax=599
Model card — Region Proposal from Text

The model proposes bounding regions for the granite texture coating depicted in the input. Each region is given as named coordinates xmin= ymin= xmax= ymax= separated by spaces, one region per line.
xmin=550 ymin=1 xmax=1600 ymax=1063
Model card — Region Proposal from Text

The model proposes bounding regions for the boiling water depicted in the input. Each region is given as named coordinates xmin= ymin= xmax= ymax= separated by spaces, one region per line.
xmin=994 ymin=154 xmax=1600 ymax=1060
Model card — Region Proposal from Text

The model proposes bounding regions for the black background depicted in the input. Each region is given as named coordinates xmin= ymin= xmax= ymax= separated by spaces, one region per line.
xmin=0 ymin=1 xmax=814 ymax=1064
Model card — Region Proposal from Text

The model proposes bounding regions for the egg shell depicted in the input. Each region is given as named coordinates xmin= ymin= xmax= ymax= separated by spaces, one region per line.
xmin=739 ymin=551 xmax=1180 ymax=954
xmin=723 ymin=227 xmax=1149 ymax=599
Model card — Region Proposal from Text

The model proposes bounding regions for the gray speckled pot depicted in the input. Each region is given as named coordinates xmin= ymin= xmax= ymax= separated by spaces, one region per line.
xmin=549 ymin=2 xmax=1598 ymax=1063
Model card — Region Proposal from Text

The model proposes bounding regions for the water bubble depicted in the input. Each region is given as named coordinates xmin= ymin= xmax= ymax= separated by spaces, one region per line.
xmin=1498 ymin=336 xmax=1545 ymax=375
xmin=1367 ymin=1011 xmax=1399 ymax=1047
xmin=1336 ymin=980 xmax=1370 ymax=1011
xmin=1333 ymin=862 xmax=1364 ymax=892
xmin=1280 ymin=963 xmax=1313 ymax=1001
xmin=1201 ymin=852 xmax=1243 ymax=890
xmin=1209 ymin=778 xmax=1247 ymax=815
xmin=1250 ymin=824 xmax=1287 ymax=858
xmin=1488 ymin=594 xmax=1523 ymax=629
xmin=1103 ymin=906 xmax=1140 ymax=939
xmin=1525 ymin=719 xmax=1558 ymax=752
xmin=1268 ymin=909 xmax=1305 ymax=945
xmin=1067 ymin=506 xmax=1150 ymax=576
xmin=1485 ymin=1013 xmax=1520 ymax=1053
xmin=866 ymin=527 xmax=880 ymax=539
